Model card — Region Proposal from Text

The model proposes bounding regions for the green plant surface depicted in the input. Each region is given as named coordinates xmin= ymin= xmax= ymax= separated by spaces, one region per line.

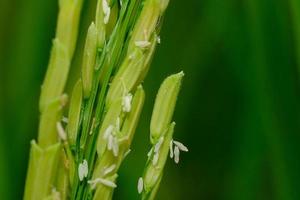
xmin=1 ymin=0 xmax=300 ymax=199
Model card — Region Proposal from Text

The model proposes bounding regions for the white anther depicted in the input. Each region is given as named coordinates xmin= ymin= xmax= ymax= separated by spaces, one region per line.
xmin=78 ymin=160 xmax=89 ymax=181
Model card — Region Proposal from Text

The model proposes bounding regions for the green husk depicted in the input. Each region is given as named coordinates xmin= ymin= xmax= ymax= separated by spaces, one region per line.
xmin=38 ymin=94 xmax=68 ymax=148
xmin=56 ymin=0 xmax=84 ymax=57
xmin=150 ymin=72 xmax=184 ymax=143
xmin=56 ymin=150 xmax=70 ymax=200
xmin=105 ymin=48 xmax=144 ymax=106
xmin=67 ymin=80 xmax=83 ymax=146
xmin=82 ymin=23 xmax=98 ymax=98
xmin=24 ymin=141 xmax=61 ymax=200
xmin=39 ymin=39 xmax=70 ymax=112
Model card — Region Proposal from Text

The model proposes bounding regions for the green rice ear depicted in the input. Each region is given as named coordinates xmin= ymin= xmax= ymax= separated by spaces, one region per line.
xmin=67 ymin=79 xmax=83 ymax=146
xmin=82 ymin=22 xmax=98 ymax=98
xmin=150 ymin=72 xmax=184 ymax=144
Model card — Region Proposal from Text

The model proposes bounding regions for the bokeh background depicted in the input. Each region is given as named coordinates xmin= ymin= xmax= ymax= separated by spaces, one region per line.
xmin=1 ymin=0 xmax=300 ymax=199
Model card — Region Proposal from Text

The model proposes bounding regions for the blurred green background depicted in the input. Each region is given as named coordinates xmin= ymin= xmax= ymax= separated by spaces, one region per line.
xmin=1 ymin=0 xmax=300 ymax=199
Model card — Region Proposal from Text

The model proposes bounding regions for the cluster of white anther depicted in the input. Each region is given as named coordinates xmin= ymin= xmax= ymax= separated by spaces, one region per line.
xmin=88 ymin=178 xmax=117 ymax=189
xmin=103 ymin=164 xmax=116 ymax=175
xmin=102 ymin=0 xmax=111 ymax=24
xmin=88 ymin=164 xmax=117 ymax=189
xmin=78 ymin=159 xmax=89 ymax=181
xmin=121 ymin=80 xmax=133 ymax=113
xmin=122 ymin=93 xmax=133 ymax=113
xmin=103 ymin=118 xmax=121 ymax=156
xmin=135 ymin=29 xmax=151 ymax=49
xmin=152 ymin=136 xmax=164 ymax=165
xmin=169 ymin=140 xmax=188 ymax=164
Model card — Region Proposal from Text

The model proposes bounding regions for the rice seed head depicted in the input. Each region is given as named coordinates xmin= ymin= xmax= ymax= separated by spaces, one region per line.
xmin=82 ymin=22 xmax=98 ymax=98
xmin=150 ymin=71 xmax=184 ymax=144
xmin=67 ymin=79 xmax=82 ymax=146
